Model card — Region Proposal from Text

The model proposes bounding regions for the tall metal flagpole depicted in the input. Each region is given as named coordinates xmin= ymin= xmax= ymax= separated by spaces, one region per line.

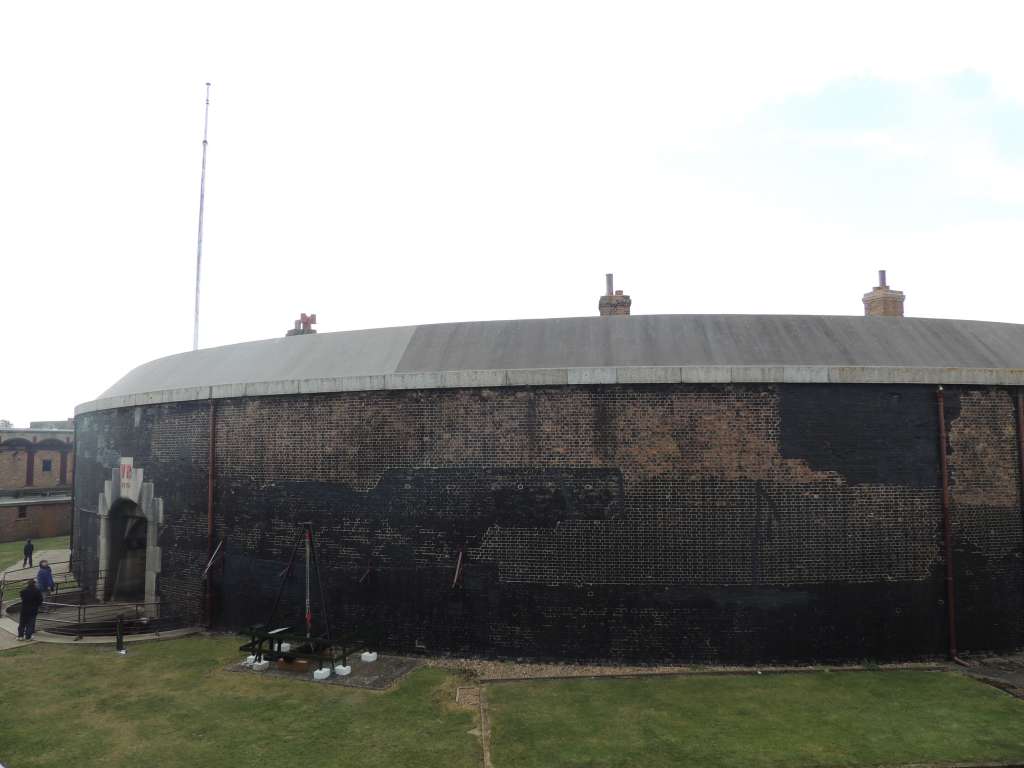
xmin=193 ymin=82 xmax=212 ymax=352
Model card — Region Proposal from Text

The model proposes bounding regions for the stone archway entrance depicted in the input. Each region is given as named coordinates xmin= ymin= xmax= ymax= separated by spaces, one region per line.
xmin=96 ymin=458 xmax=163 ymax=605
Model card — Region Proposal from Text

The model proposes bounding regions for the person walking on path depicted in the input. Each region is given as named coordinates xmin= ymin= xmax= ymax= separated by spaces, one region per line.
xmin=36 ymin=560 xmax=54 ymax=597
xmin=17 ymin=579 xmax=43 ymax=640
xmin=22 ymin=538 xmax=34 ymax=568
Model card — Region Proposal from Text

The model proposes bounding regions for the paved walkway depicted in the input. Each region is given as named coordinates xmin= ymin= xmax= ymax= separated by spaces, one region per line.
xmin=1 ymin=549 xmax=71 ymax=580
xmin=0 ymin=627 xmax=18 ymax=650
xmin=0 ymin=548 xmax=199 ymax=648
xmin=961 ymin=655 xmax=1024 ymax=699
xmin=0 ymin=548 xmax=70 ymax=649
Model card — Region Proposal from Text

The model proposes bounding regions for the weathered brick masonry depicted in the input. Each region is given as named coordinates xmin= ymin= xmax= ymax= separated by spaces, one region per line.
xmin=73 ymin=383 xmax=1024 ymax=662
xmin=0 ymin=503 xmax=71 ymax=542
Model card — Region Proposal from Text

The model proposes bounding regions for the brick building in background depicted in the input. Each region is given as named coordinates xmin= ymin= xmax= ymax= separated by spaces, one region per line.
xmin=0 ymin=420 xmax=74 ymax=543
xmin=71 ymin=274 xmax=1024 ymax=662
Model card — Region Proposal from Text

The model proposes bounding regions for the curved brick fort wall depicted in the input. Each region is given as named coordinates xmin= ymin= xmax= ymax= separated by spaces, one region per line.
xmin=73 ymin=382 xmax=1024 ymax=663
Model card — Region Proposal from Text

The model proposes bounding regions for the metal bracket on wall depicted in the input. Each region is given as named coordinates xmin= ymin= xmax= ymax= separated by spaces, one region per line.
xmin=359 ymin=562 xmax=373 ymax=584
xmin=201 ymin=538 xmax=225 ymax=580
xmin=452 ymin=549 xmax=464 ymax=588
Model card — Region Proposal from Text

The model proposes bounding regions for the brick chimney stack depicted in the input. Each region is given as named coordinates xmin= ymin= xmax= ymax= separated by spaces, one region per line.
xmin=598 ymin=273 xmax=632 ymax=316
xmin=862 ymin=270 xmax=905 ymax=317
xmin=286 ymin=313 xmax=318 ymax=336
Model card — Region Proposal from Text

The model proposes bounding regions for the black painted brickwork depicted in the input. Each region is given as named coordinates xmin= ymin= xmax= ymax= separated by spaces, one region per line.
xmin=73 ymin=383 xmax=1024 ymax=662
xmin=779 ymin=385 xmax=942 ymax=487
xmin=74 ymin=403 xmax=210 ymax=624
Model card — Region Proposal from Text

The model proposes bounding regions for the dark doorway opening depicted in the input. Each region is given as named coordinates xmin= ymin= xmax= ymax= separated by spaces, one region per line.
xmin=107 ymin=498 xmax=147 ymax=601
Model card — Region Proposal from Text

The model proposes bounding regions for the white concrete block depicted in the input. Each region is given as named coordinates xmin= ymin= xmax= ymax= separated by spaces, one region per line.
xmin=831 ymin=366 xmax=931 ymax=384
xmin=340 ymin=374 xmax=386 ymax=392
xmin=385 ymin=372 xmax=444 ymax=390
xmin=506 ymin=368 xmax=569 ymax=386
xmin=567 ymin=367 xmax=617 ymax=385
xmin=296 ymin=375 xmax=388 ymax=394
xmin=730 ymin=366 xmax=786 ymax=382
xmin=678 ymin=366 xmax=732 ymax=383
xmin=440 ymin=370 xmax=508 ymax=389
xmin=781 ymin=366 xmax=830 ymax=384
xmin=245 ymin=380 xmax=301 ymax=397
xmin=998 ymin=368 xmax=1024 ymax=385
xmin=615 ymin=367 xmax=682 ymax=384
xmin=334 ymin=664 xmax=352 ymax=676
xmin=147 ymin=387 xmax=211 ymax=405
xmin=313 ymin=668 xmax=331 ymax=681
xmin=210 ymin=382 xmax=248 ymax=399
xmin=360 ymin=651 xmax=378 ymax=663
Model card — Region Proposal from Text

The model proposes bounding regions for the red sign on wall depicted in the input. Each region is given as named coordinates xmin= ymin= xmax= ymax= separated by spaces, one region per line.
xmin=118 ymin=457 xmax=143 ymax=502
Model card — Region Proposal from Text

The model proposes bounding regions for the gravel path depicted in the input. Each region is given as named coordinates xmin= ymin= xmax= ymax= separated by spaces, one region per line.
xmin=423 ymin=656 xmax=943 ymax=682
xmin=960 ymin=654 xmax=1024 ymax=699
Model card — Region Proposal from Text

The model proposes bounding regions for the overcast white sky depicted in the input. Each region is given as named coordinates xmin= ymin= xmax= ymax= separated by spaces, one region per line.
xmin=2 ymin=1 xmax=1023 ymax=426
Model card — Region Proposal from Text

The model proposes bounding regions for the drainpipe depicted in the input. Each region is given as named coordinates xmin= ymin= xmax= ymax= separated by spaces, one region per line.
xmin=936 ymin=386 xmax=967 ymax=665
xmin=69 ymin=419 xmax=76 ymax=570
xmin=1017 ymin=390 xmax=1024 ymax=538
xmin=206 ymin=399 xmax=216 ymax=628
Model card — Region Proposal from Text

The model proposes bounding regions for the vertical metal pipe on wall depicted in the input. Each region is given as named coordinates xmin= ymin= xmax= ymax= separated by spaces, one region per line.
xmin=936 ymin=386 xmax=958 ymax=660
xmin=206 ymin=399 xmax=216 ymax=627
xmin=69 ymin=419 xmax=76 ymax=569
xmin=1017 ymin=391 xmax=1024 ymax=535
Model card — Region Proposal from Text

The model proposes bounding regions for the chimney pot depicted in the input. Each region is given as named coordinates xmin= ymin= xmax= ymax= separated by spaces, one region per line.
xmin=879 ymin=269 xmax=887 ymax=287
xmin=286 ymin=312 xmax=319 ymax=336
xmin=606 ymin=273 xmax=614 ymax=296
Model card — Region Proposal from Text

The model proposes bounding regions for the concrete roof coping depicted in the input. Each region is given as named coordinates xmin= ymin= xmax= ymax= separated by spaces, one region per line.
xmin=76 ymin=314 xmax=1024 ymax=415
xmin=75 ymin=364 xmax=1024 ymax=415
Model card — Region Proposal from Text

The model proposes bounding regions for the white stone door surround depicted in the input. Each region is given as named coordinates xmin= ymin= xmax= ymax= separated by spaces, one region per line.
xmin=96 ymin=458 xmax=163 ymax=605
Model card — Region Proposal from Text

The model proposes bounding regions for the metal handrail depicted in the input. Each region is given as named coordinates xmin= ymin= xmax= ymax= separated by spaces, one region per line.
xmin=1 ymin=567 xmax=113 ymax=611
xmin=1 ymin=560 xmax=75 ymax=607
xmin=1 ymin=559 xmax=73 ymax=587
xmin=10 ymin=595 xmax=169 ymax=638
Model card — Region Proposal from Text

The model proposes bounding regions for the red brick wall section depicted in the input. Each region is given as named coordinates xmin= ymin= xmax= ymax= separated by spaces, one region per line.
xmin=0 ymin=503 xmax=71 ymax=543
xmin=0 ymin=449 xmax=29 ymax=489
xmin=0 ymin=448 xmax=73 ymax=490
xmin=31 ymin=450 xmax=64 ymax=489
xmin=946 ymin=389 xmax=1023 ymax=649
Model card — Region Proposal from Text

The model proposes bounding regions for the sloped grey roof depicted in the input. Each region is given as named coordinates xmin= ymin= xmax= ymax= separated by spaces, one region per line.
xmin=77 ymin=315 xmax=1024 ymax=414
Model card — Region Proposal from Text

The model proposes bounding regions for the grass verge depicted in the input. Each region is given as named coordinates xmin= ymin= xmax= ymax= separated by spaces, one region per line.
xmin=487 ymin=670 xmax=1024 ymax=768
xmin=0 ymin=535 xmax=70 ymax=571
xmin=0 ymin=635 xmax=480 ymax=768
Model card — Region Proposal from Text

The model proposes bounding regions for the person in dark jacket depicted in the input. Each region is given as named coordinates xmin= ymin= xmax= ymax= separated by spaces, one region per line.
xmin=36 ymin=560 xmax=55 ymax=596
xmin=18 ymin=580 xmax=43 ymax=640
xmin=22 ymin=538 xmax=34 ymax=568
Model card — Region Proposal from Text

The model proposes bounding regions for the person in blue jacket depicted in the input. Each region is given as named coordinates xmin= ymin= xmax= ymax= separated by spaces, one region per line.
xmin=36 ymin=560 xmax=55 ymax=596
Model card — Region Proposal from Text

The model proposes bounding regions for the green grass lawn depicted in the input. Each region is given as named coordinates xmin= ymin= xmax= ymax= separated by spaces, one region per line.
xmin=0 ymin=635 xmax=480 ymax=768
xmin=488 ymin=670 xmax=1024 ymax=768
xmin=3 ymin=633 xmax=1024 ymax=768
xmin=0 ymin=534 xmax=70 ymax=570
